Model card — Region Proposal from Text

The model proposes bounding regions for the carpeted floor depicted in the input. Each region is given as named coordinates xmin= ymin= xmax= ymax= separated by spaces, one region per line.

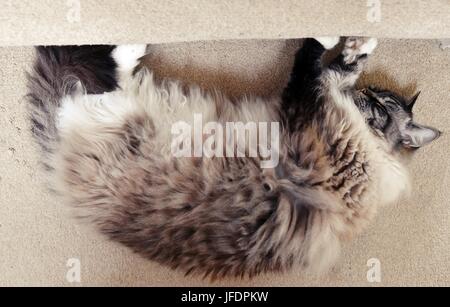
xmin=0 ymin=38 xmax=448 ymax=286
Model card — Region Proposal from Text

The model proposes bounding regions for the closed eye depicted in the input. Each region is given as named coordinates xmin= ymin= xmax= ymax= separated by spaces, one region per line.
xmin=370 ymin=102 xmax=390 ymax=130
xmin=383 ymin=98 xmax=401 ymax=110
xmin=371 ymin=99 xmax=388 ymax=115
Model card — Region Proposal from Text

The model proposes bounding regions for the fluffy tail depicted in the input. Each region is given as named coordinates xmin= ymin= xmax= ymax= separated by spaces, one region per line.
xmin=26 ymin=46 xmax=118 ymax=155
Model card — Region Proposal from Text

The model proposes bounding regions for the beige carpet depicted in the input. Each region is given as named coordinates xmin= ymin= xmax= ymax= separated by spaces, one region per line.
xmin=0 ymin=38 xmax=448 ymax=286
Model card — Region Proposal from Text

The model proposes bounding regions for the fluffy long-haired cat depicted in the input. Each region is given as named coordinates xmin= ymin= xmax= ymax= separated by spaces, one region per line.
xmin=27 ymin=37 xmax=441 ymax=278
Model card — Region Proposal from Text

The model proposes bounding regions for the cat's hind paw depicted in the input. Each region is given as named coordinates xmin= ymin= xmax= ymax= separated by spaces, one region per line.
xmin=314 ymin=37 xmax=340 ymax=50
xmin=112 ymin=44 xmax=147 ymax=72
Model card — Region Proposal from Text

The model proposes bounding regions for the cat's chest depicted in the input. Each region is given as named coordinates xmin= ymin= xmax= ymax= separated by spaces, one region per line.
xmin=321 ymin=135 xmax=408 ymax=208
xmin=324 ymin=146 xmax=371 ymax=206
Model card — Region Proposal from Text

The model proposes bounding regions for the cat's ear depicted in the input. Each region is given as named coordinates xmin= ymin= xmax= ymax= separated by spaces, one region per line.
xmin=401 ymin=122 xmax=441 ymax=148
xmin=406 ymin=91 xmax=421 ymax=112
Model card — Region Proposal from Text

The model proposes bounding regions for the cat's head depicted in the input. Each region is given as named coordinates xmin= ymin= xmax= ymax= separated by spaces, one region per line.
xmin=355 ymin=86 xmax=441 ymax=150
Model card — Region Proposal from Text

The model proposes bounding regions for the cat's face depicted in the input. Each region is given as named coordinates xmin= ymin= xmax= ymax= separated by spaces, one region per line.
xmin=355 ymin=87 xmax=441 ymax=150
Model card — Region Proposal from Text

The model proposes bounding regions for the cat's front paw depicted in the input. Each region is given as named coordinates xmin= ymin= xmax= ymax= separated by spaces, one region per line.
xmin=314 ymin=37 xmax=340 ymax=50
xmin=342 ymin=37 xmax=378 ymax=63
xmin=112 ymin=44 xmax=147 ymax=72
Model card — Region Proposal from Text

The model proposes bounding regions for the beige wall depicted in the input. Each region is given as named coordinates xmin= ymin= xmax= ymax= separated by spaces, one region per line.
xmin=1 ymin=0 xmax=450 ymax=47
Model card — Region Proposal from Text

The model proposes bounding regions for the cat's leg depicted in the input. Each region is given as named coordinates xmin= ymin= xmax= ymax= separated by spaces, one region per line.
xmin=323 ymin=37 xmax=378 ymax=90
xmin=28 ymin=45 xmax=123 ymax=155
xmin=112 ymin=44 xmax=148 ymax=89
xmin=281 ymin=37 xmax=339 ymax=129
xmin=58 ymin=45 xmax=147 ymax=138
xmin=282 ymin=37 xmax=340 ymax=103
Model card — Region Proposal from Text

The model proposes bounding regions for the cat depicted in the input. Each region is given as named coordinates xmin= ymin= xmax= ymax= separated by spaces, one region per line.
xmin=27 ymin=37 xmax=441 ymax=279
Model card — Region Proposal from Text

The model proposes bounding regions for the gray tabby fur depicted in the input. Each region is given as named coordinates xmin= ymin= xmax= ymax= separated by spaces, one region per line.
xmin=26 ymin=37 xmax=441 ymax=279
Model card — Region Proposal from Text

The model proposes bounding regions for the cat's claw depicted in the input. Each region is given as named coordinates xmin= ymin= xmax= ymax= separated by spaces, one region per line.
xmin=314 ymin=37 xmax=340 ymax=50
xmin=112 ymin=44 xmax=147 ymax=72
